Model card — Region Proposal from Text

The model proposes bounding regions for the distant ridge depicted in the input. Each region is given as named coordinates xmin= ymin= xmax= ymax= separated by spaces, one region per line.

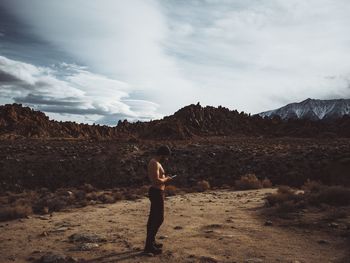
xmin=259 ymin=98 xmax=350 ymax=120
xmin=1 ymin=103 xmax=350 ymax=139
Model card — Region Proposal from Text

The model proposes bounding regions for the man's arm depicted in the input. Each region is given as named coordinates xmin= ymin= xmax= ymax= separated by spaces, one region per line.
xmin=149 ymin=161 xmax=171 ymax=185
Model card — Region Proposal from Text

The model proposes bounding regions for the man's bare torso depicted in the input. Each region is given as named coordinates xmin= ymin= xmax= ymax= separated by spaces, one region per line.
xmin=148 ymin=158 xmax=166 ymax=190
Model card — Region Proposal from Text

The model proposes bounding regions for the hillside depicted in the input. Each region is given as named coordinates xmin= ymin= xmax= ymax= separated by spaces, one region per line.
xmin=1 ymin=103 xmax=350 ymax=140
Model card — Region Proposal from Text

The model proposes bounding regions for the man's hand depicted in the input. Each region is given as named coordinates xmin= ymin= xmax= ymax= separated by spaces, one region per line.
xmin=165 ymin=176 xmax=172 ymax=182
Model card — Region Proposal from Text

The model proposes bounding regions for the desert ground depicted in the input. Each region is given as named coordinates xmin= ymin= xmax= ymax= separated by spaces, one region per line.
xmin=1 ymin=188 xmax=349 ymax=263
xmin=1 ymin=136 xmax=349 ymax=263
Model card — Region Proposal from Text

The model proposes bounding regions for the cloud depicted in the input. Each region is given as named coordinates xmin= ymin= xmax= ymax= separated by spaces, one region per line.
xmin=160 ymin=0 xmax=350 ymax=112
xmin=0 ymin=70 xmax=20 ymax=82
xmin=13 ymin=94 xmax=82 ymax=107
xmin=0 ymin=55 xmax=161 ymax=124
xmin=1 ymin=0 xmax=198 ymax=115
xmin=1 ymin=0 xmax=350 ymax=118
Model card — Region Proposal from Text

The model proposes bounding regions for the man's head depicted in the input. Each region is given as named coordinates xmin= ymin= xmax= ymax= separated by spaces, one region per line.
xmin=156 ymin=145 xmax=171 ymax=162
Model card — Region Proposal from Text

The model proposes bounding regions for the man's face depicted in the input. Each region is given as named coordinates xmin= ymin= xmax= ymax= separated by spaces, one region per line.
xmin=160 ymin=155 xmax=169 ymax=163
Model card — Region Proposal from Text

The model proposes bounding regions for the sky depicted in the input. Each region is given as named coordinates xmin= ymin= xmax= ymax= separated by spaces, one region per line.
xmin=0 ymin=0 xmax=350 ymax=125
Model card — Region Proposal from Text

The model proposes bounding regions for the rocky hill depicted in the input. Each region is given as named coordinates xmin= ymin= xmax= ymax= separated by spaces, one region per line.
xmin=0 ymin=103 xmax=122 ymax=140
xmin=1 ymin=103 xmax=350 ymax=139
xmin=259 ymin=98 xmax=350 ymax=120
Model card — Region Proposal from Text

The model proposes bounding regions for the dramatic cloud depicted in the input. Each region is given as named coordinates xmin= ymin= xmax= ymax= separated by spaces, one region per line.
xmin=0 ymin=56 xmax=161 ymax=124
xmin=1 ymin=0 xmax=350 ymax=122
xmin=161 ymin=0 xmax=350 ymax=111
xmin=1 ymin=0 xmax=198 ymax=115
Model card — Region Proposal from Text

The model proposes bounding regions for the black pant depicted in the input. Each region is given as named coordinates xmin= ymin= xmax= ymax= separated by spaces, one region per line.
xmin=145 ymin=186 xmax=164 ymax=248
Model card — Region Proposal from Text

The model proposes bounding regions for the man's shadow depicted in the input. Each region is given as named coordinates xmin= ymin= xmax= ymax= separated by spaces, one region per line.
xmin=85 ymin=249 xmax=149 ymax=263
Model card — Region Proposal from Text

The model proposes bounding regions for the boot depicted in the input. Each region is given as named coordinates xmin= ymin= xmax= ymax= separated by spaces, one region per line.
xmin=144 ymin=244 xmax=162 ymax=255
xmin=153 ymin=240 xmax=163 ymax=248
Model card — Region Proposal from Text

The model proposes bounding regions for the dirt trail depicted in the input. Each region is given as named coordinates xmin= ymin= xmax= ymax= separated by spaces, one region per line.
xmin=0 ymin=189 xmax=347 ymax=263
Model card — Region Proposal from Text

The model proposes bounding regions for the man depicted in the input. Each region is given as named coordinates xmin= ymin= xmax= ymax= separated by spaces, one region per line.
xmin=144 ymin=145 xmax=173 ymax=254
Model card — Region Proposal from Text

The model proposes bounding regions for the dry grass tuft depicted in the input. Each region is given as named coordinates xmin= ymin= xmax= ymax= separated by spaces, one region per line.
xmin=262 ymin=177 xmax=273 ymax=188
xmin=98 ymin=193 xmax=116 ymax=204
xmin=123 ymin=189 xmax=142 ymax=200
xmin=277 ymin=185 xmax=294 ymax=195
xmin=81 ymin=183 xmax=95 ymax=193
xmin=195 ymin=180 xmax=211 ymax=192
xmin=138 ymin=185 xmax=150 ymax=196
xmin=265 ymin=181 xmax=350 ymax=216
xmin=308 ymin=186 xmax=350 ymax=206
xmin=165 ymin=185 xmax=178 ymax=196
xmin=73 ymin=190 xmax=86 ymax=201
xmin=302 ymin=179 xmax=324 ymax=192
xmin=0 ymin=204 xmax=32 ymax=221
xmin=235 ymin=174 xmax=262 ymax=190
xmin=113 ymin=191 xmax=125 ymax=201
xmin=86 ymin=192 xmax=98 ymax=201
xmin=265 ymin=186 xmax=302 ymax=206
xmin=265 ymin=186 xmax=304 ymax=215
xmin=46 ymin=197 xmax=68 ymax=212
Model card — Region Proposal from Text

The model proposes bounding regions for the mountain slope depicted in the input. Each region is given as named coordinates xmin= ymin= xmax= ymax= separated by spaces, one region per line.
xmin=0 ymin=103 xmax=122 ymax=139
xmin=1 ymin=103 xmax=350 ymax=139
xmin=259 ymin=98 xmax=350 ymax=120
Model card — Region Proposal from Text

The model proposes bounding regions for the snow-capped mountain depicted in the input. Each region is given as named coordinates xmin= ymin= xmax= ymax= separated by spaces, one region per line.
xmin=258 ymin=98 xmax=350 ymax=120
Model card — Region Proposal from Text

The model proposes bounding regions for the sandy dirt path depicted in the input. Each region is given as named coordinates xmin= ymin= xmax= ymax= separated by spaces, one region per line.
xmin=0 ymin=188 xmax=347 ymax=263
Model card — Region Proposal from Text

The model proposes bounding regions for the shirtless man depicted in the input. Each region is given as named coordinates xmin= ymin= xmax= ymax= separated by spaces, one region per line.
xmin=144 ymin=145 xmax=172 ymax=254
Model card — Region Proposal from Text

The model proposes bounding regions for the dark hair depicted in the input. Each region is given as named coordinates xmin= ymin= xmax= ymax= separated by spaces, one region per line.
xmin=156 ymin=145 xmax=171 ymax=156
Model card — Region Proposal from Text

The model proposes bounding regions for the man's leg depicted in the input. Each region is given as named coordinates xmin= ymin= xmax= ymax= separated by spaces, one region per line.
xmin=152 ymin=190 xmax=164 ymax=244
xmin=145 ymin=188 xmax=162 ymax=253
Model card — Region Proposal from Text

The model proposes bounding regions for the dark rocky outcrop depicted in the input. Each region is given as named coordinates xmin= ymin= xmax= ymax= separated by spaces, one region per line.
xmin=0 ymin=103 xmax=124 ymax=140
xmin=1 ymin=103 xmax=349 ymax=140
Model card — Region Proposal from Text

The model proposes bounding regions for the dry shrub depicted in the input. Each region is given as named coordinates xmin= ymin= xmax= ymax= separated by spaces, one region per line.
xmin=302 ymin=179 xmax=324 ymax=193
xmin=124 ymin=193 xmax=140 ymax=201
xmin=165 ymin=185 xmax=178 ymax=196
xmin=124 ymin=189 xmax=141 ymax=201
xmin=324 ymin=209 xmax=348 ymax=221
xmin=113 ymin=191 xmax=125 ymax=201
xmin=33 ymin=193 xmax=68 ymax=213
xmin=32 ymin=198 xmax=47 ymax=214
xmin=41 ymin=206 xmax=49 ymax=214
xmin=195 ymin=180 xmax=210 ymax=192
xmin=57 ymin=191 xmax=75 ymax=205
xmin=221 ymin=184 xmax=231 ymax=189
xmin=308 ymin=186 xmax=350 ymax=206
xmin=46 ymin=197 xmax=67 ymax=212
xmin=266 ymin=183 xmax=350 ymax=216
xmin=7 ymin=193 xmax=18 ymax=203
xmin=0 ymin=204 xmax=32 ymax=221
xmin=301 ymin=180 xmax=350 ymax=206
xmin=275 ymin=200 xmax=300 ymax=214
xmin=265 ymin=186 xmax=304 ymax=215
xmin=277 ymin=185 xmax=294 ymax=195
xmin=86 ymin=192 xmax=98 ymax=201
xmin=77 ymin=200 xmax=88 ymax=207
xmin=73 ymin=190 xmax=86 ymax=201
xmin=137 ymin=185 xmax=150 ymax=196
xmin=0 ymin=196 xmax=8 ymax=205
xmin=235 ymin=174 xmax=262 ymax=190
xmin=262 ymin=178 xmax=273 ymax=188
xmin=13 ymin=198 xmax=30 ymax=206
xmin=81 ymin=183 xmax=95 ymax=193
xmin=98 ymin=193 xmax=115 ymax=204
xmin=39 ymin=187 xmax=50 ymax=194
xmin=265 ymin=186 xmax=302 ymax=207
